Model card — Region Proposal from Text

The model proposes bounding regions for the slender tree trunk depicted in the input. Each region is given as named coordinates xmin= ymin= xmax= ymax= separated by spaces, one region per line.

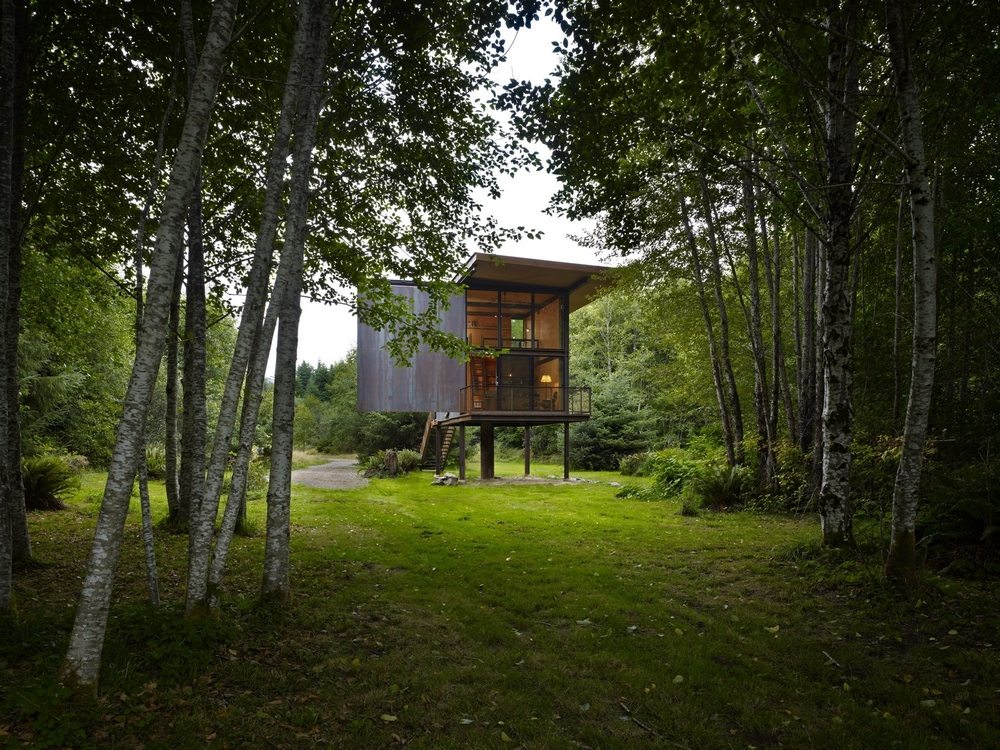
xmin=680 ymin=194 xmax=735 ymax=465
xmin=742 ymin=163 xmax=773 ymax=486
xmin=164 ymin=254 xmax=183 ymax=521
xmin=61 ymin=0 xmax=236 ymax=686
xmin=771 ymin=229 xmax=796 ymax=443
xmin=263 ymin=0 xmax=331 ymax=602
xmin=179 ymin=0 xmax=207 ymax=551
xmin=180 ymin=176 xmax=207 ymax=540
xmin=792 ymin=230 xmax=803 ymax=431
xmin=6 ymin=0 xmax=27 ymax=565
xmin=758 ymin=201 xmax=781 ymax=466
xmin=0 ymin=0 xmax=14 ymax=612
xmin=892 ymin=185 xmax=905 ymax=430
xmin=698 ymin=173 xmax=744 ymax=462
xmin=818 ymin=1 xmax=860 ymax=547
xmin=884 ymin=0 xmax=937 ymax=584
xmin=130 ymin=79 xmax=174 ymax=608
xmin=799 ymin=229 xmax=817 ymax=453
xmin=799 ymin=229 xmax=819 ymax=453
xmin=811 ymin=236 xmax=826 ymax=499
xmin=209 ymin=291 xmax=280 ymax=600
xmin=186 ymin=0 xmax=313 ymax=610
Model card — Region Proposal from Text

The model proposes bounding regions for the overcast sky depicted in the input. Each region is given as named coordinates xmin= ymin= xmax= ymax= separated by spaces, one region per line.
xmin=280 ymin=18 xmax=604 ymax=372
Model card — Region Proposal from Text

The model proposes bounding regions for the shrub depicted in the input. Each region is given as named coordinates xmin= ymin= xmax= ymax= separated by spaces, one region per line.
xmin=693 ymin=465 xmax=751 ymax=510
xmin=649 ymin=450 xmax=701 ymax=496
xmin=64 ymin=454 xmax=90 ymax=473
xmin=361 ymin=449 xmax=420 ymax=478
xmin=619 ymin=451 xmax=655 ymax=476
xmin=917 ymin=458 xmax=999 ymax=558
xmin=246 ymin=458 xmax=270 ymax=501
xmin=615 ymin=483 xmax=657 ymax=501
xmin=397 ymin=449 xmax=421 ymax=473
xmin=144 ymin=444 xmax=167 ymax=480
xmin=22 ymin=455 xmax=80 ymax=510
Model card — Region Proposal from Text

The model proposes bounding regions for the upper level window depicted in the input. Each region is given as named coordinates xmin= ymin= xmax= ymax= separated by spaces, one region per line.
xmin=466 ymin=289 xmax=565 ymax=352
xmin=534 ymin=293 xmax=563 ymax=349
xmin=466 ymin=289 xmax=497 ymax=348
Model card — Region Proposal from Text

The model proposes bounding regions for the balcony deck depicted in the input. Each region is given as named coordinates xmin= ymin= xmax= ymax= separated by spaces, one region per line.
xmin=437 ymin=385 xmax=592 ymax=426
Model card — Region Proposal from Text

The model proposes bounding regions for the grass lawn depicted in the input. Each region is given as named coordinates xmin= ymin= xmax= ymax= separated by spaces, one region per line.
xmin=3 ymin=462 xmax=999 ymax=749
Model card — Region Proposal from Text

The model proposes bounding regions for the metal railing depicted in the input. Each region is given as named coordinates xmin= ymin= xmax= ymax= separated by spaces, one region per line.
xmin=459 ymin=385 xmax=592 ymax=415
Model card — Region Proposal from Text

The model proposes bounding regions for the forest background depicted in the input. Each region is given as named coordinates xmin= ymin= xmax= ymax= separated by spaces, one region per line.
xmin=1 ymin=0 xmax=998 ymax=693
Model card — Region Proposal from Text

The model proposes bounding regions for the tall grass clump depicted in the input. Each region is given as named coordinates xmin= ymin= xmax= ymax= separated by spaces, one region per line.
xmin=22 ymin=454 xmax=80 ymax=510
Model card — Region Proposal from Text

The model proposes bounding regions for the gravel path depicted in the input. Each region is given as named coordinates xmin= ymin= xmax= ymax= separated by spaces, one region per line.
xmin=290 ymin=458 xmax=368 ymax=490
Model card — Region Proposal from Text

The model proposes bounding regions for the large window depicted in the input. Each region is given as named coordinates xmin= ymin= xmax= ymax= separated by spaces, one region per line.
xmin=501 ymin=291 xmax=533 ymax=348
xmin=465 ymin=289 xmax=565 ymax=351
xmin=534 ymin=294 xmax=563 ymax=349
xmin=466 ymin=290 xmax=497 ymax=348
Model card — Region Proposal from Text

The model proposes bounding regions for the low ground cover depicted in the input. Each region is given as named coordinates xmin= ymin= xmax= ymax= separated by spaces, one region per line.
xmin=2 ymin=465 xmax=998 ymax=749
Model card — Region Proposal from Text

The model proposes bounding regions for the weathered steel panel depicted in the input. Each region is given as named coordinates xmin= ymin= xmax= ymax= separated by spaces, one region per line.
xmin=357 ymin=285 xmax=465 ymax=412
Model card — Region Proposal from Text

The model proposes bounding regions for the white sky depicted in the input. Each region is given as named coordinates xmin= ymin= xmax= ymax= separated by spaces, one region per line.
xmin=277 ymin=19 xmax=604 ymax=372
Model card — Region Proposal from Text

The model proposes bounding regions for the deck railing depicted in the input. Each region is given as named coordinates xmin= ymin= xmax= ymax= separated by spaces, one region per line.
xmin=459 ymin=385 xmax=591 ymax=415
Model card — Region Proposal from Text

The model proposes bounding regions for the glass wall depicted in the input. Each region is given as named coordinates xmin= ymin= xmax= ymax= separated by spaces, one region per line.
xmin=534 ymin=293 xmax=563 ymax=349
xmin=466 ymin=289 xmax=497 ymax=348
xmin=466 ymin=289 xmax=565 ymax=351
xmin=500 ymin=291 xmax=533 ymax=348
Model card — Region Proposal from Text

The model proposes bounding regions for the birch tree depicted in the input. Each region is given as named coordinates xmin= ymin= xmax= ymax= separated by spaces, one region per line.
xmin=817 ymin=0 xmax=861 ymax=547
xmin=62 ymin=0 xmax=236 ymax=686
xmin=262 ymin=0 xmax=332 ymax=603
xmin=883 ymin=0 xmax=936 ymax=583
xmin=4 ymin=0 xmax=28 ymax=566
xmin=680 ymin=194 xmax=736 ymax=465
xmin=0 ymin=0 xmax=14 ymax=613
xmin=184 ymin=0 xmax=313 ymax=612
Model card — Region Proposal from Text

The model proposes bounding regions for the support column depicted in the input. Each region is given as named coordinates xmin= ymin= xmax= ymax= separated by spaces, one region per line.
xmin=458 ymin=425 xmax=466 ymax=480
xmin=480 ymin=423 xmax=494 ymax=480
xmin=563 ymin=422 xmax=570 ymax=480
xmin=434 ymin=424 xmax=442 ymax=474
xmin=524 ymin=426 xmax=531 ymax=476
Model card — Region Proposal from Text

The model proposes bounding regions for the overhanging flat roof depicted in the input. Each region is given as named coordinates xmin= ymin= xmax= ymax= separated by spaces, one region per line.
xmin=458 ymin=253 xmax=611 ymax=312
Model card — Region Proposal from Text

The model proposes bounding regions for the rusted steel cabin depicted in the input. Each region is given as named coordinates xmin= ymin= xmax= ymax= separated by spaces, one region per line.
xmin=357 ymin=253 xmax=609 ymax=479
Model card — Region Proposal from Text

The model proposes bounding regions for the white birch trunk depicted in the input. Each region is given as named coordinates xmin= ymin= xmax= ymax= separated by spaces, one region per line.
xmin=210 ymin=263 xmax=283 ymax=602
xmin=0 ymin=0 xmax=14 ymax=612
xmin=185 ymin=0 xmax=313 ymax=610
xmin=130 ymin=69 xmax=175 ymax=608
xmin=818 ymin=2 xmax=860 ymax=547
xmin=262 ymin=0 xmax=331 ymax=602
xmin=892 ymin=187 xmax=905 ymax=429
xmin=6 ymin=0 xmax=28 ymax=565
xmin=179 ymin=0 xmax=208 ymax=554
xmin=164 ymin=254 xmax=183 ymax=521
xmin=680 ymin=195 xmax=735 ymax=465
xmin=742 ymin=165 xmax=774 ymax=486
xmin=884 ymin=0 xmax=936 ymax=583
xmin=61 ymin=0 xmax=236 ymax=686
xmin=698 ymin=174 xmax=744 ymax=462
xmin=799 ymin=230 xmax=817 ymax=453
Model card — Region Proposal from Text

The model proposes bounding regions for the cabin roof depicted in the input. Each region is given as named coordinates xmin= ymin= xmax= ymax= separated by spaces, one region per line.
xmin=458 ymin=253 xmax=611 ymax=312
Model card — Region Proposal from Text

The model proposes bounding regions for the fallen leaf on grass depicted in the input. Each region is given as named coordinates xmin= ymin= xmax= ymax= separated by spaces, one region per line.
xmin=381 ymin=714 xmax=398 ymax=723
xmin=765 ymin=625 xmax=780 ymax=634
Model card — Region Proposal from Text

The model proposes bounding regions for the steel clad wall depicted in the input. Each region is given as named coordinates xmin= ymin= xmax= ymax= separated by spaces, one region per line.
xmin=357 ymin=285 xmax=465 ymax=412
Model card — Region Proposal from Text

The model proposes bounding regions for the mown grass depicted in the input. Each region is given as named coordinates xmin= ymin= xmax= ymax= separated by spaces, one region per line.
xmin=2 ymin=464 xmax=999 ymax=749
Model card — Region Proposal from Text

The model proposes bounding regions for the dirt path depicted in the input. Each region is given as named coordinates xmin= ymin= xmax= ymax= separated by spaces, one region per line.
xmin=290 ymin=458 xmax=368 ymax=490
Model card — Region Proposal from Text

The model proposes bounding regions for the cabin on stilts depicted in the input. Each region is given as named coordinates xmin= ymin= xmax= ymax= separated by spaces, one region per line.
xmin=357 ymin=253 xmax=609 ymax=479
